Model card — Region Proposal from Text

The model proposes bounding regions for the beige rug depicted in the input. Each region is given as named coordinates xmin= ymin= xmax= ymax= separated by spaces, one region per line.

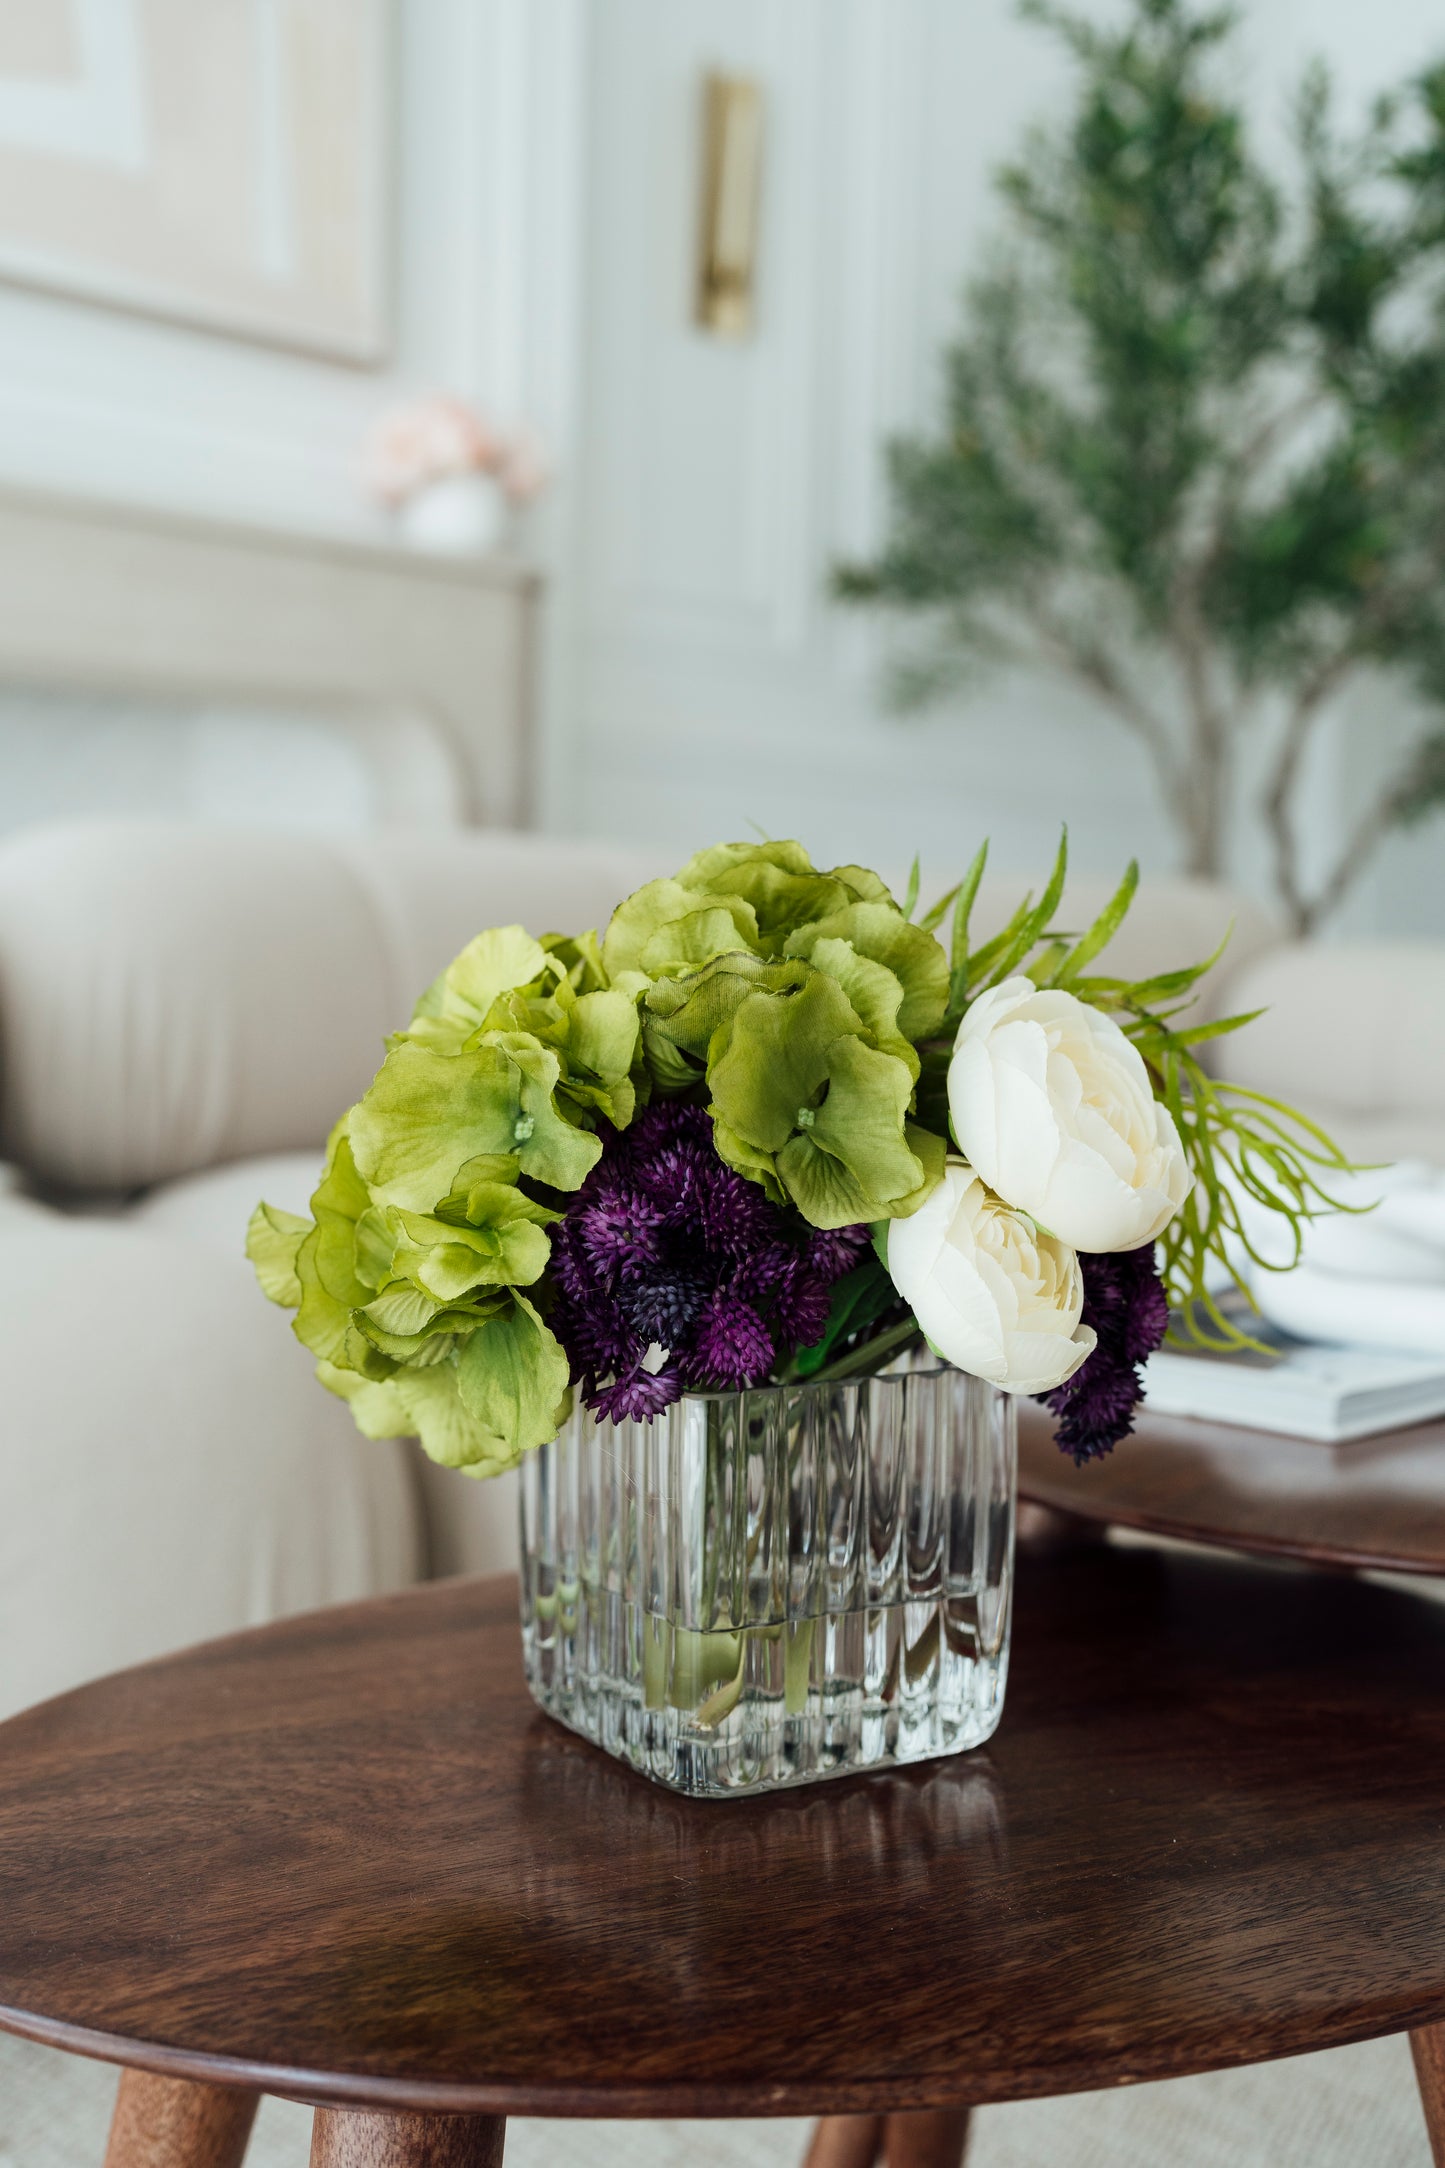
xmin=0 ymin=2027 xmax=1426 ymax=2167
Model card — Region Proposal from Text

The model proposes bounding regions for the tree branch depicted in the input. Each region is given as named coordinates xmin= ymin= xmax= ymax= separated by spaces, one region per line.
xmin=1295 ymin=773 xmax=1406 ymax=934
xmin=1020 ymin=596 xmax=1189 ymax=815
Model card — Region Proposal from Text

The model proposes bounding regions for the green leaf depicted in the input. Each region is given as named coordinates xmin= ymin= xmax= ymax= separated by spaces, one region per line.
xmin=246 ymin=1201 xmax=310 ymax=1307
xmin=456 ymin=1292 xmax=572 ymax=1458
xmin=946 ymin=839 xmax=989 ymax=1007
xmin=1050 ymin=859 xmax=1139 ymax=985
xmin=966 ymin=827 xmax=1068 ymax=991
xmin=902 ymin=854 xmax=921 ymax=920
xmin=918 ymin=878 xmax=962 ymax=935
xmin=789 ymin=1253 xmax=899 ymax=1378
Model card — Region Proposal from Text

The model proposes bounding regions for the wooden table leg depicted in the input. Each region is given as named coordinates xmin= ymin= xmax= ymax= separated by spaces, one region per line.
xmin=803 ymin=2111 xmax=970 ymax=2168
xmin=881 ymin=2109 xmax=972 ymax=2165
xmin=803 ymin=2117 xmax=886 ymax=2168
xmin=1414 ymin=2024 xmax=1445 ymax=2168
xmin=309 ymin=2109 xmax=506 ymax=2167
xmin=104 ymin=2071 xmax=259 ymax=2168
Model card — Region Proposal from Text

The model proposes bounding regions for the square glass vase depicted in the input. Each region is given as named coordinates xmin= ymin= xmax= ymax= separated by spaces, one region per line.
xmin=519 ymin=1357 xmax=1016 ymax=1799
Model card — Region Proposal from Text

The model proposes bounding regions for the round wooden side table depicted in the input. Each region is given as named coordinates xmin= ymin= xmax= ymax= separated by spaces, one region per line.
xmin=1018 ymin=1400 xmax=1445 ymax=1575
xmin=1 ymin=1550 xmax=1444 ymax=2168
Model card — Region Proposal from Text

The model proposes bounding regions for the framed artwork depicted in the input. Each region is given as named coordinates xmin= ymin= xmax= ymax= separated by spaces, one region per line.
xmin=0 ymin=0 xmax=390 ymax=363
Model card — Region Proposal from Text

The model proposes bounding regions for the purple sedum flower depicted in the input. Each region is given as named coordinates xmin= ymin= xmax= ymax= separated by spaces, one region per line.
xmin=550 ymin=1101 xmax=868 ymax=1422
xmin=1035 ymin=1243 xmax=1169 ymax=1464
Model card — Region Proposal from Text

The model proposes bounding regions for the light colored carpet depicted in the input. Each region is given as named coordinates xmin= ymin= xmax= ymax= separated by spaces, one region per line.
xmin=0 ymin=2027 xmax=1426 ymax=2167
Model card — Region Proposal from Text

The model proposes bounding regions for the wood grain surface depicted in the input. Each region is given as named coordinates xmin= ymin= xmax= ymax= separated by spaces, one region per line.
xmin=103 ymin=2070 xmax=259 ymax=2168
xmin=2 ymin=1551 xmax=1444 ymax=2119
xmin=804 ymin=2111 xmax=971 ymax=2166
xmin=1414 ymin=2024 xmax=1445 ymax=2168
xmin=309 ymin=2108 xmax=505 ymax=2167
xmin=1018 ymin=1401 xmax=1445 ymax=1574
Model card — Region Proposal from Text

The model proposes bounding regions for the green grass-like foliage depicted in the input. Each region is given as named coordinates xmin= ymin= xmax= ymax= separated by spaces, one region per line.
xmin=917 ymin=831 xmax=1355 ymax=1350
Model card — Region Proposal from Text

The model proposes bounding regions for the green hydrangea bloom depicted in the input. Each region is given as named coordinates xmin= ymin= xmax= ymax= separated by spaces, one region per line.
xmin=249 ymin=843 xmax=952 ymax=1474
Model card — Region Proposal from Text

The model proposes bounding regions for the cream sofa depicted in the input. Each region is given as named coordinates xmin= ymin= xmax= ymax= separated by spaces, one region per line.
xmin=2 ymin=818 xmax=1442 ymax=1722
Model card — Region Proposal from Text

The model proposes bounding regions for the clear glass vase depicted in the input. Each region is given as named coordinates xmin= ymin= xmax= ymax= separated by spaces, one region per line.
xmin=519 ymin=1356 xmax=1016 ymax=1799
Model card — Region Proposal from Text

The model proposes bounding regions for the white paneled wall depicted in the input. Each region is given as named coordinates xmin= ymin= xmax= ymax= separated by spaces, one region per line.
xmin=563 ymin=0 xmax=1445 ymax=931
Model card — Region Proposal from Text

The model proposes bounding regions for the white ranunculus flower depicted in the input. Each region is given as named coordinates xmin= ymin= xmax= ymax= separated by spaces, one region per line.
xmin=948 ymin=976 xmax=1189 ymax=1254
xmin=887 ymin=1160 xmax=1096 ymax=1394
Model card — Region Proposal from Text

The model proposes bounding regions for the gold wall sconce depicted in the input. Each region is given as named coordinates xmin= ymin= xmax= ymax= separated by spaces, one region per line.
xmin=696 ymin=72 xmax=764 ymax=338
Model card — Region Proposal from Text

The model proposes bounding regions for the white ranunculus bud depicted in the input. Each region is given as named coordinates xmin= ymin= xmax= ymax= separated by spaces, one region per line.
xmin=948 ymin=976 xmax=1189 ymax=1254
xmin=887 ymin=1159 xmax=1096 ymax=1394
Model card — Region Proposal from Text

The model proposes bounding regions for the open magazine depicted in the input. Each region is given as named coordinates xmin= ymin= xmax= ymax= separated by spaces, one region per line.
xmin=1142 ymin=1323 xmax=1445 ymax=1444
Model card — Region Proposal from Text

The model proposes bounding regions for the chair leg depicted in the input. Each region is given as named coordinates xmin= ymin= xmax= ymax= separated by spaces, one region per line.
xmin=309 ymin=2109 xmax=506 ymax=2167
xmin=1414 ymin=2024 xmax=1445 ymax=2168
xmin=803 ymin=2110 xmax=970 ymax=2168
xmin=104 ymin=2071 xmax=259 ymax=2168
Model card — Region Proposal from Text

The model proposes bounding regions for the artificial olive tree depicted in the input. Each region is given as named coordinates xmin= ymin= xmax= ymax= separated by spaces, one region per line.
xmin=837 ymin=0 xmax=1445 ymax=932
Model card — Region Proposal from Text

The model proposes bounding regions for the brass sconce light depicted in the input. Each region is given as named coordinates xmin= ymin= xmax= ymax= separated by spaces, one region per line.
xmin=696 ymin=72 xmax=763 ymax=337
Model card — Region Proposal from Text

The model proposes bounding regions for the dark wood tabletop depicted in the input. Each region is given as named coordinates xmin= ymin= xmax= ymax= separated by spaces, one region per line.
xmin=1019 ymin=1401 xmax=1445 ymax=1576
xmin=2 ymin=1549 xmax=1445 ymax=2129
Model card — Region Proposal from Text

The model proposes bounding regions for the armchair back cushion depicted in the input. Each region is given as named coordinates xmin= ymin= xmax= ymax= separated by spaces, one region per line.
xmin=0 ymin=823 xmax=655 ymax=1193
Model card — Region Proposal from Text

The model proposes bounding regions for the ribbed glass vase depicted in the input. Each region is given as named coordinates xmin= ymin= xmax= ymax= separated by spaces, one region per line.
xmin=519 ymin=1357 xmax=1016 ymax=1799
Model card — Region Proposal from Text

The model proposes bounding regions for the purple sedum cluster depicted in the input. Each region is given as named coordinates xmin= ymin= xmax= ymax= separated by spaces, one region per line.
xmin=1036 ymin=1244 xmax=1170 ymax=1464
xmin=550 ymin=1101 xmax=868 ymax=1422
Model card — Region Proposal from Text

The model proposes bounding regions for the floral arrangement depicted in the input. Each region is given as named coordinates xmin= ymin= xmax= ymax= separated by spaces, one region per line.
xmin=248 ymin=838 xmax=1345 ymax=1476
xmin=362 ymin=393 xmax=546 ymax=509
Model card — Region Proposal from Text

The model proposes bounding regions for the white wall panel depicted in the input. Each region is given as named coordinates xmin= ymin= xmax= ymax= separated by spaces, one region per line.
xmin=566 ymin=0 xmax=1445 ymax=934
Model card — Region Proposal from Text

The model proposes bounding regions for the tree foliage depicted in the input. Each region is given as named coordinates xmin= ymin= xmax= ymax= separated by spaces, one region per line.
xmin=836 ymin=0 xmax=1445 ymax=932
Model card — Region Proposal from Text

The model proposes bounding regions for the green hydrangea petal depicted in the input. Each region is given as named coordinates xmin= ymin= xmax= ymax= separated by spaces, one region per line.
xmin=353 ymin=1204 xmax=397 ymax=1291
xmin=894 ymin=1121 xmax=948 ymax=1217
xmin=293 ymin=1224 xmax=353 ymax=1364
xmin=351 ymin=1038 xmax=599 ymax=1211
xmin=334 ymin=1358 xmax=521 ymax=1475
xmin=457 ymin=1292 xmax=571 ymax=1458
xmin=827 ymin=863 xmax=895 ymax=905
xmin=803 ymin=935 xmax=919 ymax=1080
xmin=775 ymin=1037 xmax=921 ymax=1227
xmin=710 ymin=1117 xmax=788 ymax=1205
xmin=788 ymin=904 xmax=948 ymax=1040
xmin=406 ymin=926 xmax=553 ymax=1053
xmin=429 ymin=1157 xmax=522 ymax=1224
xmin=391 ymin=1205 xmax=552 ymax=1299
xmin=603 ymin=879 xmax=760 ymax=980
xmin=246 ymin=1201 xmax=309 ymax=1307
xmin=542 ymin=927 xmax=610 ymax=993
xmin=496 ymin=1035 xmax=605 ymax=1190
xmin=639 ymin=907 xmax=758 ymax=976
xmin=672 ymin=841 xmax=863 ymax=950
xmin=305 ymin=1125 xmax=376 ymax=1308
xmin=706 ymin=971 xmax=862 ymax=1154
xmin=643 ymin=954 xmax=809 ymax=1086
xmin=566 ymin=987 xmax=641 ymax=1082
